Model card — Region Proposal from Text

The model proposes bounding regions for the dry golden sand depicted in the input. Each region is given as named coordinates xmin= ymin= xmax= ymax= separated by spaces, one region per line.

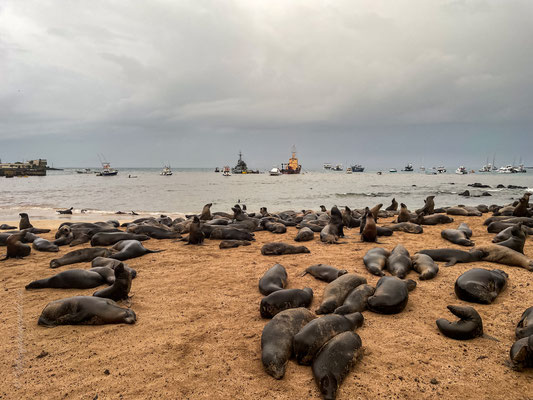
xmin=0 ymin=215 xmax=532 ymax=400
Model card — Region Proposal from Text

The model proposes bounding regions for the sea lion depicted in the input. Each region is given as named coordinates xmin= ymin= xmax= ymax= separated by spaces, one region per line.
xmin=26 ymin=267 xmax=115 ymax=289
xmin=458 ymin=223 xmax=473 ymax=238
xmin=342 ymin=206 xmax=360 ymax=228
xmin=369 ymin=203 xmax=382 ymax=221
xmin=259 ymin=264 xmax=288 ymax=296
xmin=316 ymin=274 xmax=367 ymax=315
xmin=320 ymin=206 xmax=344 ymax=244
xmin=475 ymin=244 xmax=533 ymax=271
xmin=19 ymin=213 xmax=33 ymax=230
xmin=454 ymin=268 xmax=508 ymax=304
xmin=57 ymin=207 xmax=73 ymax=215
xmin=219 ymin=240 xmax=251 ymax=249
xmin=302 ymin=264 xmax=347 ymax=283
xmin=126 ymin=224 xmax=180 ymax=239
xmin=386 ymin=198 xmax=398 ymax=211
xmin=386 ymin=244 xmax=412 ymax=279
xmin=417 ymin=248 xmax=485 ymax=266
xmin=513 ymin=193 xmax=531 ymax=217
xmin=90 ymin=232 xmax=150 ymax=246
xmin=91 ymin=257 xmax=137 ymax=278
xmin=384 ymin=222 xmax=423 ymax=234
xmin=208 ymin=227 xmax=255 ymax=241
xmin=436 ymin=305 xmax=483 ymax=340
xmin=260 ymin=288 xmax=314 ymax=318
xmin=199 ymin=203 xmax=213 ymax=221
xmin=261 ymin=308 xmax=316 ymax=379
xmin=32 ymin=238 xmax=59 ymax=252
xmin=334 ymin=284 xmax=375 ymax=315
xmin=363 ymin=248 xmax=390 ymax=276
xmin=1 ymin=232 xmax=31 ymax=260
xmin=109 ymin=240 xmax=163 ymax=261
xmin=516 ymin=307 xmax=533 ymax=339
xmin=492 ymin=223 xmax=526 ymax=254
xmin=361 ymin=209 xmax=377 ymax=243
xmin=510 ymin=335 xmax=533 ymax=369
xmin=0 ymin=224 xmax=16 ymax=230
xmin=312 ymin=331 xmax=363 ymax=400
xmin=186 ymin=216 xmax=205 ymax=244
xmin=441 ymin=226 xmax=474 ymax=247
xmin=261 ymin=219 xmax=287 ymax=234
xmin=50 ymin=248 xmax=112 ymax=269
xmin=416 ymin=195 xmax=435 ymax=215
xmin=261 ymin=242 xmax=310 ymax=256
xmin=93 ymin=263 xmax=132 ymax=301
xmin=367 ymin=276 xmax=416 ymax=314
xmin=293 ymin=312 xmax=364 ymax=365
xmin=417 ymin=213 xmax=454 ymax=225
xmin=411 ymin=253 xmax=439 ymax=280
xmin=397 ymin=203 xmax=411 ymax=223
xmin=295 ymin=227 xmax=315 ymax=242
xmin=38 ymin=296 xmax=136 ymax=326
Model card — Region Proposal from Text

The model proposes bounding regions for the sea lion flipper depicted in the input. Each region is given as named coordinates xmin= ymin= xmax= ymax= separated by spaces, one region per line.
xmin=445 ymin=258 xmax=457 ymax=267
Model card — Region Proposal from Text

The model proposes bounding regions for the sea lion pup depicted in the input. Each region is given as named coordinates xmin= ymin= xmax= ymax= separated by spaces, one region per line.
xmin=417 ymin=248 xmax=485 ymax=267
xmin=1 ymin=231 xmax=31 ymax=260
xmin=411 ymin=253 xmax=439 ymax=280
xmin=454 ymin=268 xmax=508 ymax=304
xmin=50 ymin=248 xmax=112 ymax=269
xmin=260 ymin=288 xmax=314 ymax=318
xmin=474 ymin=244 xmax=533 ymax=271
xmin=516 ymin=307 xmax=533 ymax=339
xmin=93 ymin=263 xmax=132 ymax=301
xmin=261 ymin=242 xmax=310 ymax=256
xmin=316 ymin=274 xmax=367 ymax=315
xmin=219 ymin=240 xmax=251 ymax=249
xmin=441 ymin=226 xmax=475 ymax=247
xmin=90 ymin=232 xmax=150 ymax=247
xmin=38 ymin=296 xmax=136 ymax=326
xmin=185 ymin=216 xmax=205 ymax=244
xmin=384 ymin=222 xmax=423 ymax=234
xmin=109 ymin=240 xmax=163 ymax=261
xmin=295 ymin=227 xmax=314 ymax=242
xmin=294 ymin=312 xmax=364 ymax=365
xmin=312 ymin=331 xmax=363 ymax=400
xmin=386 ymin=244 xmax=412 ymax=279
xmin=259 ymin=264 xmax=288 ymax=295
xmin=91 ymin=257 xmax=137 ymax=279
xmin=367 ymin=276 xmax=417 ymax=314
xmin=26 ymin=267 xmax=115 ymax=289
xmin=513 ymin=193 xmax=531 ymax=217
xmin=334 ymin=284 xmax=375 ymax=315
xmin=492 ymin=223 xmax=526 ymax=254
xmin=386 ymin=198 xmax=398 ymax=212
xmin=19 ymin=213 xmax=33 ymax=230
xmin=396 ymin=203 xmax=411 ymax=223
xmin=363 ymin=248 xmax=389 ymax=276
xmin=199 ymin=203 xmax=213 ymax=221
xmin=57 ymin=207 xmax=73 ymax=215
xmin=510 ymin=335 xmax=533 ymax=370
xmin=32 ymin=237 xmax=59 ymax=252
xmin=416 ymin=195 xmax=436 ymax=215
xmin=342 ymin=206 xmax=360 ymax=228
xmin=436 ymin=305 xmax=483 ymax=340
xmin=320 ymin=206 xmax=344 ymax=244
xmin=261 ymin=308 xmax=316 ymax=379
xmin=360 ymin=208 xmax=377 ymax=243
xmin=302 ymin=264 xmax=347 ymax=283
xmin=0 ymin=224 xmax=17 ymax=230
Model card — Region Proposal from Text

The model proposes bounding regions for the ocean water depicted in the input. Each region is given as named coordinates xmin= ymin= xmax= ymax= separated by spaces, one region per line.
xmin=0 ymin=168 xmax=531 ymax=220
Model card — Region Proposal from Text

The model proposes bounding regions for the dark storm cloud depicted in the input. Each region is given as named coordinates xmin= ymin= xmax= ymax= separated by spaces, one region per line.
xmin=0 ymin=0 xmax=532 ymax=168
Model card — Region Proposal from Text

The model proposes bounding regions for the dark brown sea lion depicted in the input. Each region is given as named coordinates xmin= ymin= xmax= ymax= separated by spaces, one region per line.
xmin=109 ymin=240 xmax=163 ymax=261
xmin=261 ymin=242 xmax=310 ymax=256
xmin=386 ymin=244 xmax=412 ymax=279
xmin=91 ymin=257 xmax=137 ymax=278
xmin=90 ymin=232 xmax=150 ymax=246
xmin=411 ymin=253 xmax=439 ymax=280
xmin=261 ymin=219 xmax=287 ymax=234
xmin=417 ymin=213 xmax=454 ymax=225
xmin=0 ymin=224 xmax=16 ymax=230
xmin=516 ymin=307 xmax=533 ymax=339
xmin=259 ymin=264 xmax=288 ymax=296
xmin=320 ymin=206 xmax=344 ymax=244
xmin=475 ymin=244 xmax=533 ymax=271
xmin=513 ymin=193 xmax=531 ymax=217
xmin=50 ymin=248 xmax=112 ymax=269
xmin=312 ymin=331 xmax=363 ymax=400
xmin=509 ymin=335 xmax=533 ymax=369
xmin=441 ymin=225 xmax=474 ymax=246
xmin=57 ymin=207 xmax=73 ymax=214
xmin=416 ymin=195 xmax=435 ymax=215
xmin=207 ymin=227 xmax=255 ymax=241
xmin=369 ymin=203 xmax=382 ymax=221
xmin=293 ymin=312 xmax=364 ymax=365
xmin=397 ymin=203 xmax=411 ymax=223
xmin=454 ymin=268 xmax=508 ymax=304
xmin=417 ymin=248 xmax=485 ymax=266
xmin=302 ymin=264 xmax=347 ymax=283
xmin=38 ymin=296 xmax=136 ymax=326
xmin=19 ymin=213 xmax=33 ymax=230
xmin=185 ymin=216 xmax=205 ymax=244
xmin=199 ymin=203 xmax=213 ymax=221
xmin=261 ymin=308 xmax=316 ymax=379
xmin=386 ymin=198 xmax=398 ymax=211
xmin=367 ymin=276 xmax=416 ymax=314
xmin=361 ymin=209 xmax=377 ymax=243
xmin=1 ymin=231 xmax=31 ymax=260
xmin=126 ymin=224 xmax=180 ymax=239
xmin=295 ymin=227 xmax=315 ymax=242
xmin=334 ymin=284 xmax=375 ymax=315
xmin=32 ymin=238 xmax=59 ymax=252
xmin=316 ymin=274 xmax=367 ymax=315
xmin=26 ymin=267 xmax=115 ymax=289
xmin=219 ymin=240 xmax=251 ymax=249
xmin=93 ymin=263 xmax=132 ymax=301
xmin=436 ymin=305 xmax=483 ymax=340
xmin=384 ymin=222 xmax=423 ymax=234
xmin=492 ymin=223 xmax=526 ymax=254
xmin=260 ymin=288 xmax=313 ymax=318
xmin=363 ymin=248 xmax=389 ymax=276
xmin=342 ymin=206 xmax=360 ymax=228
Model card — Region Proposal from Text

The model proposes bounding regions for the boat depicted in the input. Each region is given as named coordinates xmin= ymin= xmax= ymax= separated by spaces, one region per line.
xmin=222 ymin=166 xmax=231 ymax=176
xmin=389 ymin=168 xmax=398 ymax=173
xmin=419 ymin=166 xmax=426 ymax=172
xmin=376 ymin=171 xmax=382 ymax=175
xmin=231 ymin=151 xmax=259 ymax=174
xmin=280 ymin=146 xmax=302 ymax=174
xmin=478 ymin=157 xmax=493 ymax=172
xmin=402 ymin=163 xmax=414 ymax=172
xmin=515 ymin=163 xmax=527 ymax=173
xmin=346 ymin=167 xmax=352 ymax=174
xmin=76 ymin=168 xmax=92 ymax=174
xmin=455 ymin=166 xmax=468 ymax=175
xmin=425 ymin=168 xmax=437 ymax=175
xmin=214 ymin=167 xmax=220 ymax=173
xmin=350 ymin=164 xmax=365 ymax=172
xmin=97 ymin=162 xmax=118 ymax=176
xmin=323 ymin=163 xmax=332 ymax=170
xmin=332 ymin=164 xmax=343 ymax=171
xmin=498 ymin=165 xmax=514 ymax=174
xmin=160 ymin=165 xmax=173 ymax=176
xmin=269 ymin=167 xmax=281 ymax=176
xmin=436 ymin=166 xmax=446 ymax=173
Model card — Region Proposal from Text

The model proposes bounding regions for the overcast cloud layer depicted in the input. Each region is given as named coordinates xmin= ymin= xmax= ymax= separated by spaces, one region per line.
xmin=1 ymin=0 xmax=532 ymax=169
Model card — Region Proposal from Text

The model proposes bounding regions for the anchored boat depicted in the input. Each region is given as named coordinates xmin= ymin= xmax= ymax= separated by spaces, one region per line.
xmin=280 ymin=146 xmax=301 ymax=174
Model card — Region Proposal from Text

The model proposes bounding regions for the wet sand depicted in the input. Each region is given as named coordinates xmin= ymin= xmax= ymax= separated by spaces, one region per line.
xmin=0 ymin=215 xmax=532 ymax=399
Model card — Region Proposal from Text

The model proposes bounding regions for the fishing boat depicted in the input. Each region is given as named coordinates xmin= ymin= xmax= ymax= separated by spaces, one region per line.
xmin=402 ymin=163 xmax=414 ymax=172
xmin=323 ymin=163 xmax=332 ymax=170
xmin=437 ymin=166 xmax=446 ymax=173
xmin=350 ymin=164 xmax=365 ymax=172
xmin=389 ymin=168 xmax=398 ymax=173
xmin=269 ymin=167 xmax=281 ymax=176
xmin=455 ymin=166 xmax=468 ymax=175
xmin=96 ymin=162 xmax=118 ymax=176
xmin=160 ymin=165 xmax=173 ymax=176
xmin=280 ymin=146 xmax=302 ymax=174
xmin=76 ymin=168 xmax=92 ymax=174
xmin=222 ymin=166 xmax=231 ymax=176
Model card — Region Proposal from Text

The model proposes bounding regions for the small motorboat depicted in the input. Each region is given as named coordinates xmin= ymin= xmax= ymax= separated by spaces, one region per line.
xmin=160 ymin=165 xmax=173 ymax=176
xmin=455 ymin=166 xmax=468 ymax=175
xmin=402 ymin=163 xmax=413 ymax=172
xmin=437 ymin=166 xmax=446 ymax=173
xmin=350 ymin=164 xmax=365 ymax=172
xmin=222 ymin=166 xmax=231 ymax=176
xmin=214 ymin=167 xmax=220 ymax=173
xmin=377 ymin=171 xmax=382 ymax=175
xmin=389 ymin=168 xmax=398 ymax=173
xmin=269 ymin=167 xmax=281 ymax=176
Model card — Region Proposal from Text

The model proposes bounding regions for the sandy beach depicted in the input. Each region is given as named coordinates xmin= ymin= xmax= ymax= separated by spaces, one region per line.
xmin=0 ymin=214 xmax=532 ymax=400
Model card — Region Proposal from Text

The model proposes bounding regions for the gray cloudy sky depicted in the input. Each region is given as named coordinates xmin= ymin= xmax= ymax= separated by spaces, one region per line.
xmin=1 ymin=0 xmax=532 ymax=169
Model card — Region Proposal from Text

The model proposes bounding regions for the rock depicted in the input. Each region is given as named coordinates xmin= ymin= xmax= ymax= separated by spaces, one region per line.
xmin=468 ymin=183 xmax=491 ymax=188
xmin=481 ymin=192 xmax=492 ymax=197
xmin=459 ymin=190 xmax=470 ymax=197
xmin=36 ymin=351 xmax=49 ymax=359
xmin=496 ymin=184 xmax=505 ymax=188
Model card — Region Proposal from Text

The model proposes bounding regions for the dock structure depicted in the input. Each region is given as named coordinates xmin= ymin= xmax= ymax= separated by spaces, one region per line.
xmin=0 ymin=159 xmax=48 ymax=177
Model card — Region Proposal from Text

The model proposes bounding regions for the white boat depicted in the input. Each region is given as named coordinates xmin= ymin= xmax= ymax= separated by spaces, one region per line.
xmin=402 ymin=163 xmax=413 ymax=172
xmin=269 ymin=167 xmax=281 ymax=176
xmin=332 ymin=164 xmax=343 ymax=171
xmin=498 ymin=165 xmax=514 ymax=174
xmin=437 ymin=166 xmax=446 ymax=173
xmin=455 ymin=166 xmax=468 ymax=175
xmin=323 ymin=163 xmax=332 ymax=170
xmin=97 ymin=162 xmax=118 ymax=176
xmin=515 ymin=164 xmax=527 ymax=173
xmin=222 ymin=166 xmax=231 ymax=176
xmin=160 ymin=165 xmax=173 ymax=176
xmin=389 ymin=168 xmax=397 ymax=173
